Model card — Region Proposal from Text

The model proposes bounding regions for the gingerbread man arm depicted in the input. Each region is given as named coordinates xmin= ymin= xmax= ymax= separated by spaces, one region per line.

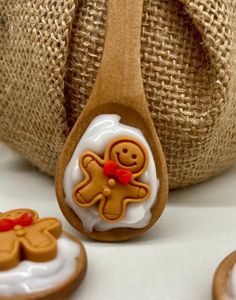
xmin=117 ymin=182 xmax=150 ymax=221
xmin=79 ymin=151 xmax=104 ymax=171
xmin=20 ymin=218 xmax=62 ymax=262
xmin=73 ymin=151 xmax=105 ymax=206
xmin=125 ymin=181 xmax=150 ymax=200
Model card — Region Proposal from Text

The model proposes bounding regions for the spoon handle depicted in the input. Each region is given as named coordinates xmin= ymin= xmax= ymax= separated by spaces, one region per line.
xmin=89 ymin=0 xmax=145 ymax=107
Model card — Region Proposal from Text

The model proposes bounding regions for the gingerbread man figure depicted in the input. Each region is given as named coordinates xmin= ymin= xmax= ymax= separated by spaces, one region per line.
xmin=73 ymin=136 xmax=151 ymax=223
xmin=0 ymin=209 xmax=62 ymax=270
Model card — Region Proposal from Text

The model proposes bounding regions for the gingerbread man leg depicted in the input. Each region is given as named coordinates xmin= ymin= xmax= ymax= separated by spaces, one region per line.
xmin=100 ymin=196 xmax=123 ymax=221
xmin=0 ymin=231 xmax=19 ymax=270
xmin=100 ymin=183 xmax=149 ymax=222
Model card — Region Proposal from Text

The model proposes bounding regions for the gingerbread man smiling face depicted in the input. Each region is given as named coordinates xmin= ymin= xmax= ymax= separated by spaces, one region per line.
xmin=73 ymin=136 xmax=150 ymax=223
xmin=108 ymin=139 xmax=148 ymax=176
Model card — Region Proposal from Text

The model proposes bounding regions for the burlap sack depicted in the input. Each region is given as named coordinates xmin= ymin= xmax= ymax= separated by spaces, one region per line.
xmin=1 ymin=0 xmax=236 ymax=189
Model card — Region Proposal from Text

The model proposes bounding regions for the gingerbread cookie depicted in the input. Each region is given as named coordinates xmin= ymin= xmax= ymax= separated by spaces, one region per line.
xmin=56 ymin=114 xmax=168 ymax=241
xmin=0 ymin=209 xmax=62 ymax=271
xmin=73 ymin=136 xmax=150 ymax=223
xmin=213 ymin=251 xmax=236 ymax=300
xmin=0 ymin=209 xmax=87 ymax=300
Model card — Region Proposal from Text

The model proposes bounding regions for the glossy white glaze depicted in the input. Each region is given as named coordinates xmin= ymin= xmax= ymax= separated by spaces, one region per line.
xmin=0 ymin=235 xmax=80 ymax=296
xmin=64 ymin=114 xmax=159 ymax=232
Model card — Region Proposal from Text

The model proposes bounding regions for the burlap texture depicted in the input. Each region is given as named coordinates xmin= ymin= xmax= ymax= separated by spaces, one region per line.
xmin=1 ymin=0 xmax=236 ymax=189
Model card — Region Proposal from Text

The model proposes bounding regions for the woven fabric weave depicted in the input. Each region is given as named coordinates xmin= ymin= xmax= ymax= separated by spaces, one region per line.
xmin=0 ymin=0 xmax=77 ymax=175
xmin=1 ymin=0 xmax=236 ymax=189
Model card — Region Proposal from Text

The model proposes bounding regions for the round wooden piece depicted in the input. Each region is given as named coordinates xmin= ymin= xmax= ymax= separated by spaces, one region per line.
xmin=213 ymin=251 xmax=236 ymax=300
xmin=0 ymin=231 xmax=87 ymax=300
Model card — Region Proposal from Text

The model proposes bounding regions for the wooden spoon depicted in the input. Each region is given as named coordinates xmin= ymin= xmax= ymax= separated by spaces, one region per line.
xmin=213 ymin=251 xmax=236 ymax=300
xmin=56 ymin=0 xmax=168 ymax=241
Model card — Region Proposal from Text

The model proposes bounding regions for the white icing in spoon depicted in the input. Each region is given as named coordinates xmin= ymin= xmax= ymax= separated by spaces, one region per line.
xmin=63 ymin=114 xmax=159 ymax=232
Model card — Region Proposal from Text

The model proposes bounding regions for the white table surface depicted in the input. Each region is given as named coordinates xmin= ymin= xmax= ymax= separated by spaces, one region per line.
xmin=0 ymin=142 xmax=235 ymax=300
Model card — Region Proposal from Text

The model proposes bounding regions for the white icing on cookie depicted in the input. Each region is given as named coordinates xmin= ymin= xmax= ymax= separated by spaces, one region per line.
xmin=63 ymin=114 xmax=159 ymax=232
xmin=0 ymin=235 xmax=80 ymax=296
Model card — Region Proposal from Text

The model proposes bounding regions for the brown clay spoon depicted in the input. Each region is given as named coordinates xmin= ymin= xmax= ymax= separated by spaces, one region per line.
xmin=56 ymin=0 xmax=168 ymax=241
xmin=213 ymin=251 xmax=236 ymax=300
